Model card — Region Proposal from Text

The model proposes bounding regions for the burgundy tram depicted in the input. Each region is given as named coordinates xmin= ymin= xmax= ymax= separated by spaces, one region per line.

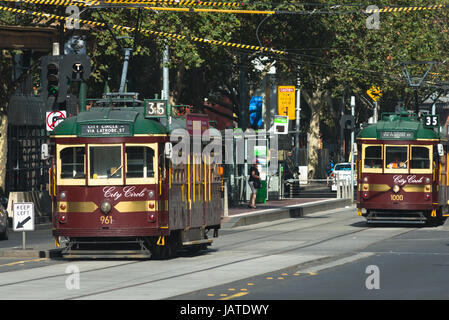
xmin=356 ymin=111 xmax=449 ymax=224
xmin=49 ymin=95 xmax=222 ymax=258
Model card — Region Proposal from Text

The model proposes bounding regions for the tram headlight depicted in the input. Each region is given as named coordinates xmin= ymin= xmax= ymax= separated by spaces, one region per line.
xmin=148 ymin=190 xmax=155 ymax=199
xmin=60 ymin=191 xmax=67 ymax=199
xmin=392 ymin=185 xmax=400 ymax=193
xmin=100 ymin=201 xmax=112 ymax=214
xmin=425 ymin=178 xmax=431 ymax=184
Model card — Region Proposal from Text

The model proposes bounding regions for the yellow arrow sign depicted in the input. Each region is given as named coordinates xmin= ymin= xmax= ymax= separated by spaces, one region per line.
xmin=367 ymin=86 xmax=382 ymax=102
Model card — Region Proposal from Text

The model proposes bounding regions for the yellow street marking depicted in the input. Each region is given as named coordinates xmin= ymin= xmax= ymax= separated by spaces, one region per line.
xmin=293 ymin=273 xmax=300 ymax=276
xmin=228 ymin=288 xmax=236 ymax=291
xmin=219 ymin=293 xmax=227 ymax=297
xmin=281 ymin=273 xmax=288 ymax=276
xmin=241 ymin=288 xmax=248 ymax=291
xmin=247 ymin=283 xmax=254 ymax=286
xmin=0 ymin=258 xmax=47 ymax=268
xmin=207 ymin=294 xmax=215 ymax=297
xmin=266 ymin=277 xmax=273 ymax=280
xmin=219 ymin=291 xmax=249 ymax=300
xmin=278 ymin=277 xmax=284 ymax=280
xmin=308 ymin=271 xmax=318 ymax=276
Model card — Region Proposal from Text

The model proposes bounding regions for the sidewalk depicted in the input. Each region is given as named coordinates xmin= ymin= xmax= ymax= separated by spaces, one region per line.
xmin=222 ymin=198 xmax=352 ymax=229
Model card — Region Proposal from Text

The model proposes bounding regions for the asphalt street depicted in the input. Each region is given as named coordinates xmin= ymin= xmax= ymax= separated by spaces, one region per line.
xmin=0 ymin=205 xmax=447 ymax=301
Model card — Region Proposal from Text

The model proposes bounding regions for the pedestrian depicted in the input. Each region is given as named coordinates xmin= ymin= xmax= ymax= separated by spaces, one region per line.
xmin=248 ymin=160 xmax=261 ymax=209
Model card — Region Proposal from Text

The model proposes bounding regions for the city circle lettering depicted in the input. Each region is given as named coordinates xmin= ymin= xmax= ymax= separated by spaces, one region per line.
xmin=103 ymin=186 xmax=148 ymax=201
xmin=393 ymin=175 xmax=425 ymax=186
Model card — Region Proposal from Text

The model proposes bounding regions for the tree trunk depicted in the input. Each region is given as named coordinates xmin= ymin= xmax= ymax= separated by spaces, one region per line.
xmin=302 ymin=89 xmax=326 ymax=179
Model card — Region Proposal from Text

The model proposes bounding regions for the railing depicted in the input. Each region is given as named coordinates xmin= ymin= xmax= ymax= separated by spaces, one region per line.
xmin=222 ymin=173 xmax=354 ymax=212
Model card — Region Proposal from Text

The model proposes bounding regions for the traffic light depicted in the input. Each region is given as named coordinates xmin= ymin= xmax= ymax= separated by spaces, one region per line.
xmin=61 ymin=54 xmax=91 ymax=82
xmin=340 ymin=115 xmax=355 ymax=131
xmin=249 ymin=96 xmax=263 ymax=129
xmin=41 ymin=55 xmax=68 ymax=108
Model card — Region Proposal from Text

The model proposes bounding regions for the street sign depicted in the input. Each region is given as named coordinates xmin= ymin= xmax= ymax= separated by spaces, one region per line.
xmin=278 ymin=86 xmax=296 ymax=120
xmin=273 ymin=115 xmax=289 ymax=134
xmin=367 ymin=86 xmax=382 ymax=102
xmin=13 ymin=202 xmax=34 ymax=232
xmin=46 ymin=110 xmax=67 ymax=131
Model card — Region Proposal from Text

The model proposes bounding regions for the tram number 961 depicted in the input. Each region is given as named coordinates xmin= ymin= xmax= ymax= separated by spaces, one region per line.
xmin=100 ymin=216 xmax=113 ymax=224
xmin=390 ymin=194 xmax=403 ymax=201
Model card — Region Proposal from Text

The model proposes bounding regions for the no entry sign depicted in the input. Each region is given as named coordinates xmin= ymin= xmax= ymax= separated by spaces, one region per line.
xmin=46 ymin=110 xmax=67 ymax=131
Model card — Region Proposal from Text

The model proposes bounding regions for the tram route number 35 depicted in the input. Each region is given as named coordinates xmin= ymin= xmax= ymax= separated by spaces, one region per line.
xmin=144 ymin=100 xmax=166 ymax=118
xmin=424 ymin=115 xmax=439 ymax=127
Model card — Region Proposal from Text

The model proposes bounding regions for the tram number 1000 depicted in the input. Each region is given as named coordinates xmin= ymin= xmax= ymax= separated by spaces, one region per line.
xmin=390 ymin=194 xmax=404 ymax=201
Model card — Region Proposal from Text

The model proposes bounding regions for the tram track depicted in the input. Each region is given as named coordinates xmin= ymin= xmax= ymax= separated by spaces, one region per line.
xmin=66 ymin=221 xmax=415 ymax=300
xmin=0 ymin=207 xmax=419 ymax=299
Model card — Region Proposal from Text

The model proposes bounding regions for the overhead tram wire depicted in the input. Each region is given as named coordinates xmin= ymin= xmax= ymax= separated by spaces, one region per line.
xmin=0 ymin=4 xmax=288 ymax=55
xmin=3 ymin=0 xmax=449 ymax=16
xmin=0 ymin=0 xmax=247 ymax=8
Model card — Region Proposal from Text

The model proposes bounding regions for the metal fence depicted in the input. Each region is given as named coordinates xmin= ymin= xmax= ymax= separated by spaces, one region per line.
xmin=223 ymin=172 xmax=353 ymax=212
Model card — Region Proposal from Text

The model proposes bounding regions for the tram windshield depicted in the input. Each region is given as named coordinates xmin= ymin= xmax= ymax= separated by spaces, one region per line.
xmin=60 ymin=147 xmax=85 ymax=179
xmin=410 ymin=146 xmax=430 ymax=169
xmin=126 ymin=146 xmax=155 ymax=178
xmin=89 ymin=145 xmax=123 ymax=179
xmin=385 ymin=146 xmax=408 ymax=169
xmin=363 ymin=146 xmax=382 ymax=169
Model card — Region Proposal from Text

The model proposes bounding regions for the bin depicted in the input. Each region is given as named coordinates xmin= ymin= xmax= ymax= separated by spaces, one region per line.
xmin=256 ymin=180 xmax=267 ymax=204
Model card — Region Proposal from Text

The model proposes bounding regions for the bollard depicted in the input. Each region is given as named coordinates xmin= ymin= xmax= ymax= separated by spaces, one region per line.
xmin=336 ymin=175 xmax=341 ymax=198
xmin=345 ymin=179 xmax=350 ymax=199
xmin=223 ymin=180 xmax=228 ymax=217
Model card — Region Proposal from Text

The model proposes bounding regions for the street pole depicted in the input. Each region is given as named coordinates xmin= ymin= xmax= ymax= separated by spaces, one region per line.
xmin=350 ymin=96 xmax=355 ymax=202
xmin=373 ymin=101 xmax=378 ymax=123
xmin=162 ymin=44 xmax=171 ymax=132
xmin=295 ymin=86 xmax=301 ymax=167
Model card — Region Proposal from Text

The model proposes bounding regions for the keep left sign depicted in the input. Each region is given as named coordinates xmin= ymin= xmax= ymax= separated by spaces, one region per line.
xmin=13 ymin=202 xmax=35 ymax=231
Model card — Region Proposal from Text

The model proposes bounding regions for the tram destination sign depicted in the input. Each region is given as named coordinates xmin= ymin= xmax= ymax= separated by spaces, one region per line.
xmin=380 ymin=131 xmax=414 ymax=139
xmin=80 ymin=124 xmax=131 ymax=136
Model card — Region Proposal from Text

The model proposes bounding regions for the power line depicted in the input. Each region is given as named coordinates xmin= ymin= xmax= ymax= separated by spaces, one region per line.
xmin=0 ymin=4 xmax=288 ymax=54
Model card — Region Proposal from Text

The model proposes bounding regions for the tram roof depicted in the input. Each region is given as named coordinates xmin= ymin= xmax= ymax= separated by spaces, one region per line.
xmin=358 ymin=112 xmax=441 ymax=141
xmin=52 ymin=107 xmax=168 ymax=136
xmin=52 ymin=107 xmax=220 ymax=137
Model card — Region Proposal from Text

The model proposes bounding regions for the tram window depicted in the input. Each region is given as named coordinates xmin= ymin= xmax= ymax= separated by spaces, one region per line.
xmin=411 ymin=146 xmax=430 ymax=169
xmin=364 ymin=146 xmax=382 ymax=168
xmin=385 ymin=146 xmax=408 ymax=169
xmin=90 ymin=146 xmax=122 ymax=179
xmin=126 ymin=146 xmax=155 ymax=178
xmin=60 ymin=147 xmax=85 ymax=179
